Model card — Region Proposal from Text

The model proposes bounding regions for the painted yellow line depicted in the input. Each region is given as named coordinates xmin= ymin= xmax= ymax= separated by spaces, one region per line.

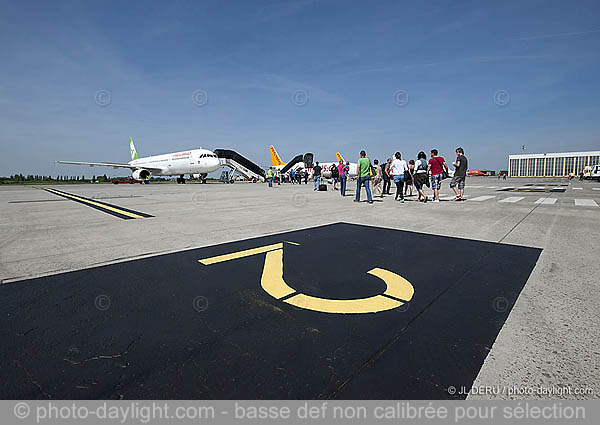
xmin=199 ymin=242 xmax=284 ymax=265
xmin=45 ymin=188 xmax=145 ymax=219
xmin=284 ymin=293 xmax=403 ymax=314
xmin=199 ymin=241 xmax=415 ymax=314
xmin=260 ymin=249 xmax=296 ymax=299
xmin=368 ymin=268 xmax=414 ymax=301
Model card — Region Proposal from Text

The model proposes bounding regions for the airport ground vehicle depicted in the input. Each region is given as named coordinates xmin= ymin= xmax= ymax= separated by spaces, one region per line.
xmin=589 ymin=165 xmax=600 ymax=181
xmin=111 ymin=178 xmax=139 ymax=184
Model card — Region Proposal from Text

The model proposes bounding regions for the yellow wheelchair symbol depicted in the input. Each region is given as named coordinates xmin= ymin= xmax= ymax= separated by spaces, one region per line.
xmin=199 ymin=242 xmax=414 ymax=314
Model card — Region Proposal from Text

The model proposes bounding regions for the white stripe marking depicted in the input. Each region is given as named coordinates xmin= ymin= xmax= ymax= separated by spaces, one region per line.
xmin=441 ymin=195 xmax=457 ymax=201
xmin=487 ymin=186 xmax=497 ymax=189
xmin=592 ymin=188 xmax=600 ymax=191
xmin=572 ymin=187 xmax=583 ymax=190
xmin=469 ymin=195 xmax=496 ymax=202
xmin=574 ymin=199 xmax=598 ymax=207
xmin=499 ymin=196 xmax=525 ymax=203
xmin=535 ymin=198 xmax=557 ymax=205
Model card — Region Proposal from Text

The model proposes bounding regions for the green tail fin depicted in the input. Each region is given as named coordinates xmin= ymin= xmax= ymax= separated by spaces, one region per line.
xmin=129 ymin=137 xmax=139 ymax=160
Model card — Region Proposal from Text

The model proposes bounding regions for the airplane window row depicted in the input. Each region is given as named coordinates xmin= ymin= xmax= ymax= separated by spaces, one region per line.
xmin=199 ymin=153 xmax=218 ymax=158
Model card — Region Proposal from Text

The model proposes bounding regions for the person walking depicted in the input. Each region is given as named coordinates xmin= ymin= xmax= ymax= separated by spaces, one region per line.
xmin=313 ymin=162 xmax=322 ymax=190
xmin=450 ymin=147 xmax=468 ymax=201
xmin=331 ymin=163 xmax=339 ymax=190
xmin=337 ymin=159 xmax=347 ymax=196
xmin=266 ymin=167 xmax=274 ymax=187
xmin=427 ymin=149 xmax=448 ymax=202
xmin=382 ymin=158 xmax=392 ymax=195
xmin=404 ymin=159 xmax=415 ymax=197
xmin=414 ymin=151 xmax=429 ymax=202
xmin=276 ymin=169 xmax=281 ymax=185
xmin=290 ymin=169 xmax=295 ymax=184
xmin=354 ymin=150 xmax=373 ymax=204
xmin=390 ymin=152 xmax=408 ymax=203
xmin=303 ymin=170 xmax=308 ymax=184
xmin=372 ymin=159 xmax=383 ymax=198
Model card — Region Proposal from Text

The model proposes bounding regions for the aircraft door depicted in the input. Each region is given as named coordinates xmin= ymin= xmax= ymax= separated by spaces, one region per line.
xmin=303 ymin=153 xmax=314 ymax=169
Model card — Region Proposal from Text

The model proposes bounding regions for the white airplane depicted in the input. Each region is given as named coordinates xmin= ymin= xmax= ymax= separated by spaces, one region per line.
xmin=56 ymin=138 xmax=222 ymax=183
xmin=268 ymin=146 xmax=359 ymax=179
xmin=319 ymin=152 xmax=358 ymax=178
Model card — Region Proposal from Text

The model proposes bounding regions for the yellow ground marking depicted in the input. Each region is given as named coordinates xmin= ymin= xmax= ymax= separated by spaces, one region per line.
xmin=368 ymin=268 xmax=414 ymax=301
xmin=261 ymin=249 xmax=296 ymax=299
xmin=44 ymin=188 xmax=145 ymax=219
xmin=198 ymin=242 xmax=299 ymax=265
xmin=199 ymin=241 xmax=415 ymax=314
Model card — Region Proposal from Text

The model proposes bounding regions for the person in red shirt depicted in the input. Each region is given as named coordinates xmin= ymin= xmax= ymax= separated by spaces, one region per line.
xmin=427 ymin=149 xmax=448 ymax=202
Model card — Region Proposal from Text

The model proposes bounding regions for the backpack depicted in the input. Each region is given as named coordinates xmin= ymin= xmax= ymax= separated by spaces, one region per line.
xmin=331 ymin=165 xmax=339 ymax=178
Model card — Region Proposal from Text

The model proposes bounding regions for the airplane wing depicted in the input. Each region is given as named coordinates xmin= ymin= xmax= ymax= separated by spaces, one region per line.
xmin=55 ymin=160 xmax=163 ymax=173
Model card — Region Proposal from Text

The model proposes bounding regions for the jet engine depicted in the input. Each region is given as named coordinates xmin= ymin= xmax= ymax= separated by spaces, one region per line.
xmin=132 ymin=169 xmax=150 ymax=181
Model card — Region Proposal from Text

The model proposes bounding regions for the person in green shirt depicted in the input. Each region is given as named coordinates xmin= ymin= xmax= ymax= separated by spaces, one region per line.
xmin=354 ymin=150 xmax=373 ymax=203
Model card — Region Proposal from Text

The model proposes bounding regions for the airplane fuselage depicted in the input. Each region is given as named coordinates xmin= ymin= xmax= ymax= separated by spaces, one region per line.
xmin=130 ymin=149 xmax=221 ymax=176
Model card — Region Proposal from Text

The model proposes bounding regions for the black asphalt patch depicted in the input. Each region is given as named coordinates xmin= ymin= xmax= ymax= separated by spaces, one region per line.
xmin=0 ymin=223 xmax=541 ymax=399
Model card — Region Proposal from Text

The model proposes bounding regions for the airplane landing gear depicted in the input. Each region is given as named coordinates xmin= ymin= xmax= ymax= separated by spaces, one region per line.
xmin=200 ymin=173 xmax=208 ymax=184
xmin=177 ymin=175 xmax=186 ymax=184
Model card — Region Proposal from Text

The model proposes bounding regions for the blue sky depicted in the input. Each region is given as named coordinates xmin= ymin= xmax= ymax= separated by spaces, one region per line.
xmin=1 ymin=0 xmax=599 ymax=176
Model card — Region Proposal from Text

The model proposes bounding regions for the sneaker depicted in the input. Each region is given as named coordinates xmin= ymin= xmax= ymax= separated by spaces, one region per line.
xmin=424 ymin=197 xmax=428 ymax=203
xmin=353 ymin=200 xmax=359 ymax=203
xmin=399 ymin=199 xmax=404 ymax=203
xmin=453 ymin=196 xmax=461 ymax=201
xmin=432 ymin=199 xmax=440 ymax=203
xmin=367 ymin=200 xmax=373 ymax=204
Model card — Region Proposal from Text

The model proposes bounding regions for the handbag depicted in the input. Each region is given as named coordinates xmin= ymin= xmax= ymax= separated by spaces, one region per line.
xmin=434 ymin=157 xmax=449 ymax=179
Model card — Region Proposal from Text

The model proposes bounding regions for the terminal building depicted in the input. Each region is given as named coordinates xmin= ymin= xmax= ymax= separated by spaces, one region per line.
xmin=508 ymin=151 xmax=600 ymax=177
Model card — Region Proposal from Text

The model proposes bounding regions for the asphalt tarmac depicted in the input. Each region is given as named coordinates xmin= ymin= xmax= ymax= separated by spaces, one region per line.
xmin=0 ymin=177 xmax=598 ymax=399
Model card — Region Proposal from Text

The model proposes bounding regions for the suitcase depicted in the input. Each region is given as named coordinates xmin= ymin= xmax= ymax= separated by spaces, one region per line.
xmin=318 ymin=184 xmax=327 ymax=191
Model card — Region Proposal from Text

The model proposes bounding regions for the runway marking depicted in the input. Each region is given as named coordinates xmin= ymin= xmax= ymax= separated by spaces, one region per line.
xmin=199 ymin=241 xmax=414 ymax=314
xmin=440 ymin=195 xmax=458 ymax=200
xmin=486 ymin=186 xmax=497 ymax=189
xmin=572 ymin=187 xmax=583 ymax=190
xmin=469 ymin=195 xmax=496 ymax=202
xmin=534 ymin=198 xmax=557 ymax=205
xmin=574 ymin=199 xmax=598 ymax=207
xmin=43 ymin=188 xmax=153 ymax=220
xmin=593 ymin=188 xmax=600 ymax=191
xmin=499 ymin=196 xmax=524 ymax=203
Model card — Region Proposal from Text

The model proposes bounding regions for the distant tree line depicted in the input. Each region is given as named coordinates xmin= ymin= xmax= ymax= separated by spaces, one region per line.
xmin=0 ymin=174 xmax=111 ymax=184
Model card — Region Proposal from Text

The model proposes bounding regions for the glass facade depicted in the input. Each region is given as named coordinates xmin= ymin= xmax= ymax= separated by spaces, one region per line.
xmin=535 ymin=158 xmax=544 ymax=176
xmin=509 ymin=159 xmax=519 ymax=177
xmin=545 ymin=158 xmax=555 ymax=176
xmin=508 ymin=152 xmax=599 ymax=177
xmin=555 ymin=157 xmax=565 ymax=176
xmin=565 ymin=157 xmax=575 ymax=175
xmin=519 ymin=159 xmax=527 ymax=176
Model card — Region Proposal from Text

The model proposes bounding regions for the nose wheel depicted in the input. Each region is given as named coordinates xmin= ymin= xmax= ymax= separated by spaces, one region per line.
xmin=176 ymin=175 xmax=186 ymax=184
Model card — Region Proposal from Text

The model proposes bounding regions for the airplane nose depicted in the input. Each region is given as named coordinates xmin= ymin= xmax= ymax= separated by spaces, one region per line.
xmin=211 ymin=157 xmax=221 ymax=170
